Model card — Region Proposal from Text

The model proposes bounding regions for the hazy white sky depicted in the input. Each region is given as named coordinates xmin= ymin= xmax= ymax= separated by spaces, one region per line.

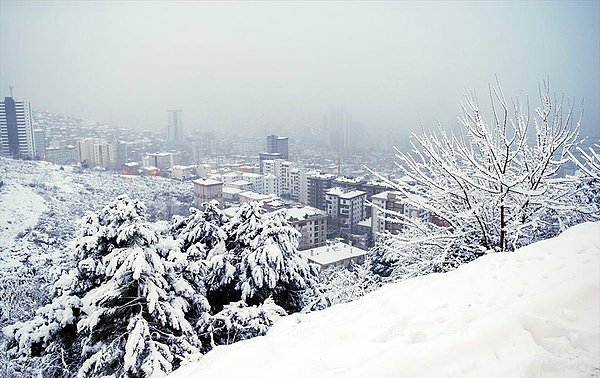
xmin=1 ymin=1 xmax=598 ymax=137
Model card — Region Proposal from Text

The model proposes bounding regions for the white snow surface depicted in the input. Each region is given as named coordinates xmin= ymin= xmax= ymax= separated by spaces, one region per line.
xmin=171 ymin=222 xmax=600 ymax=378
xmin=0 ymin=182 xmax=47 ymax=250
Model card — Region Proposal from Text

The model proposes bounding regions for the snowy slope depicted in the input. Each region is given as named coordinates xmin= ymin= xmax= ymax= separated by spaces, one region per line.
xmin=0 ymin=158 xmax=194 ymax=269
xmin=0 ymin=182 xmax=47 ymax=250
xmin=171 ymin=222 xmax=600 ymax=378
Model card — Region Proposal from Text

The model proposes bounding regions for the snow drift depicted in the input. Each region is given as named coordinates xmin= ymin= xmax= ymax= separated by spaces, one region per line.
xmin=171 ymin=222 xmax=600 ymax=378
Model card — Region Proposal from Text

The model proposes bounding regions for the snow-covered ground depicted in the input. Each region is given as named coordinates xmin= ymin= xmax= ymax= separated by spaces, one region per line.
xmin=0 ymin=158 xmax=195 ymax=269
xmin=0 ymin=182 xmax=47 ymax=250
xmin=171 ymin=222 xmax=600 ymax=378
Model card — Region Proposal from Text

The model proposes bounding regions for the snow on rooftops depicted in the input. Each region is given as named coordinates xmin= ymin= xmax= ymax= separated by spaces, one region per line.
xmin=357 ymin=217 xmax=371 ymax=227
xmin=300 ymin=242 xmax=368 ymax=266
xmin=230 ymin=180 xmax=252 ymax=186
xmin=192 ymin=178 xmax=222 ymax=186
xmin=326 ymin=187 xmax=346 ymax=196
xmin=264 ymin=199 xmax=286 ymax=207
xmin=365 ymin=179 xmax=396 ymax=188
xmin=170 ymin=222 xmax=600 ymax=378
xmin=338 ymin=190 xmax=367 ymax=199
xmin=222 ymin=172 xmax=239 ymax=178
xmin=334 ymin=176 xmax=364 ymax=184
xmin=123 ymin=162 xmax=139 ymax=167
xmin=239 ymin=191 xmax=272 ymax=200
xmin=370 ymin=190 xmax=403 ymax=200
xmin=222 ymin=187 xmax=243 ymax=194
xmin=242 ymin=172 xmax=263 ymax=178
xmin=284 ymin=206 xmax=326 ymax=221
xmin=309 ymin=172 xmax=336 ymax=179
xmin=148 ymin=152 xmax=172 ymax=157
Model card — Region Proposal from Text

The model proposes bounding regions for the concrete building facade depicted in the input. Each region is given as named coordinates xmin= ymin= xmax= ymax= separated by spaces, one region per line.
xmin=193 ymin=178 xmax=223 ymax=207
xmin=326 ymin=187 xmax=367 ymax=238
xmin=284 ymin=206 xmax=327 ymax=250
xmin=0 ymin=96 xmax=36 ymax=159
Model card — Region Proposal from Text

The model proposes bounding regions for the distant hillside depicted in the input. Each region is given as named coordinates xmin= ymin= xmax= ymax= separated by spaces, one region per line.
xmin=0 ymin=158 xmax=193 ymax=269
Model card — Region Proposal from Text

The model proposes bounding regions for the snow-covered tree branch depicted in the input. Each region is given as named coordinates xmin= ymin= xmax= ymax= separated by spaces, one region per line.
xmin=369 ymin=79 xmax=598 ymax=278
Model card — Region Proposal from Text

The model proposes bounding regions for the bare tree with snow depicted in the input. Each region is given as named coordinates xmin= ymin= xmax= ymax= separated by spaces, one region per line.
xmin=370 ymin=79 xmax=597 ymax=276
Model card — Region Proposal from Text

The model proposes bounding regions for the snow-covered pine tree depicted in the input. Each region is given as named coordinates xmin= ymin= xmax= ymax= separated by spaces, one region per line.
xmin=4 ymin=195 xmax=208 ymax=377
xmin=204 ymin=202 xmax=264 ymax=311
xmin=3 ymin=195 xmax=148 ymax=376
xmin=169 ymin=201 xmax=228 ymax=323
xmin=171 ymin=200 xmax=229 ymax=260
xmin=237 ymin=210 xmax=316 ymax=313
xmin=77 ymin=219 xmax=201 ymax=377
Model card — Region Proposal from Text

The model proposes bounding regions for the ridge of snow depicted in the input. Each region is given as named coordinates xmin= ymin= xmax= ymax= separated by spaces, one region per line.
xmin=171 ymin=222 xmax=600 ymax=378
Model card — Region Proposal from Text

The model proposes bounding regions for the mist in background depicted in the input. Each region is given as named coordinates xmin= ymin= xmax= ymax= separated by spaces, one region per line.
xmin=1 ymin=1 xmax=598 ymax=137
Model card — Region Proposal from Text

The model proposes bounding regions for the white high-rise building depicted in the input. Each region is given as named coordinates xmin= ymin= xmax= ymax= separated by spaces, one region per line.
xmin=263 ymin=173 xmax=280 ymax=195
xmin=0 ymin=96 xmax=36 ymax=159
xmin=77 ymin=138 xmax=115 ymax=168
xmin=77 ymin=138 xmax=99 ymax=163
xmin=93 ymin=142 xmax=115 ymax=168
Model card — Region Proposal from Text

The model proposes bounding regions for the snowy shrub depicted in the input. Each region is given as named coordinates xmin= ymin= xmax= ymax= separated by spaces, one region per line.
xmin=303 ymin=258 xmax=381 ymax=312
xmin=369 ymin=229 xmax=476 ymax=280
xmin=0 ymin=268 xmax=52 ymax=326
xmin=198 ymin=299 xmax=286 ymax=347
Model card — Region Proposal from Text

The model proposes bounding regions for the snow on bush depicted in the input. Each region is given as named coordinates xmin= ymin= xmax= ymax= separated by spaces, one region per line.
xmin=198 ymin=299 xmax=286 ymax=347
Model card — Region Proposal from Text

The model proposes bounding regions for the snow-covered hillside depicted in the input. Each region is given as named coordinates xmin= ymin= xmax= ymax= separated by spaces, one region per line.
xmin=0 ymin=182 xmax=47 ymax=250
xmin=0 ymin=158 xmax=194 ymax=268
xmin=171 ymin=222 xmax=600 ymax=378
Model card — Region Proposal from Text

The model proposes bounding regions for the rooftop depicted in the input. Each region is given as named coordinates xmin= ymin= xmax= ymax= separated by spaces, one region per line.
xmin=148 ymin=152 xmax=172 ymax=157
xmin=334 ymin=176 xmax=365 ymax=184
xmin=242 ymin=172 xmax=262 ymax=178
xmin=357 ymin=217 xmax=372 ymax=227
xmin=285 ymin=206 xmax=326 ymax=221
xmin=239 ymin=191 xmax=272 ymax=201
xmin=326 ymin=187 xmax=367 ymax=199
xmin=309 ymin=172 xmax=336 ymax=180
xmin=326 ymin=187 xmax=346 ymax=196
xmin=230 ymin=180 xmax=252 ymax=186
xmin=339 ymin=190 xmax=367 ymax=199
xmin=223 ymin=187 xmax=243 ymax=195
xmin=172 ymin=165 xmax=196 ymax=170
xmin=193 ymin=178 xmax=222 ymax=186
xmin=300 ymin=242 xmax=368 ymax=266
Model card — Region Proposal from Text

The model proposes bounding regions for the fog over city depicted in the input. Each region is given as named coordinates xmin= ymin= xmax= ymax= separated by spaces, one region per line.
xmin=1 ymin=1 xmax=598 ymax=137
xmin=2 ymin=2 xmax=600 ymax=377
